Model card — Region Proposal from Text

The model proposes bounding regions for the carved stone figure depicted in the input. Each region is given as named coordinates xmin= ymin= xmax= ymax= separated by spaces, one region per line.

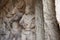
xmin=2 ymin=0 xmax=36 ymax=40
xmin=20 ymin=14 xmax=35 ymax=40
xmin=3 ymin=8 xmax=23 ymax=40
xmin=7 ymin=22 xmax=21 ymax=40
xmin=3 ymin=8 xmax=23 ymax=31
xmin=19 ymin=0 xmax=35 ymax=39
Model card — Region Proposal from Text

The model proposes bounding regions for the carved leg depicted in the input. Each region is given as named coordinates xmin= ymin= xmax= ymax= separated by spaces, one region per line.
xmin=5 ymin=32 xmax=14 ymax=40
xmin=14 ymin=34 xmax=21 ymax=40
xmin=21 ymin=33 xmax=26 ymax=40
xmin=26 ymin=31 xmax=35 ymax=40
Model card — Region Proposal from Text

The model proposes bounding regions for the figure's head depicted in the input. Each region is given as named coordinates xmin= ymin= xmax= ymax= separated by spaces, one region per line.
xmin=25 ymin=5 xmax=35 ymax=15
xmin=12 ymin=22 xmax=19 ymax=28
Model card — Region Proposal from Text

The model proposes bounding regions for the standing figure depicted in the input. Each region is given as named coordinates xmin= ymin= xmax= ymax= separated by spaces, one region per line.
xmin=2 ymin=0 xmax=25 ymax=40
xmin=20 ymin=13 xmax=35 ymax=40
xmin=19 ymin=0 xmax=36 ymax=40
xmin=3 ymin=7 xmax=23 ymax=31
xmin=3 ymin=7 xmax=24 ymax=40
xmin=3 ymin=0 xmax=25 ymax=31
xmin=3 ymin=3 xmax=25 ymax=39
xmin=8 ymin=22 xmax=21 ymax=40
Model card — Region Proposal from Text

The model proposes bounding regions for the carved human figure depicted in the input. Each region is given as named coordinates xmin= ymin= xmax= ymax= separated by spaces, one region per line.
xmin=1 ymin=0 xmax=25 ymax=40
xmin=3 ymin=7 xmax=23 ymax=30
xmin=3 ymin=8 xmax=23 ymax=40
xmin=20 ymin=0 xmax=35 ymax=40
xmin=7 ymin=22 xmax=21 ymax=40
xmin=3 ymin=0 xmax=25 ymax=31
xmin=20 ymin=14 xmax=35 ymax=40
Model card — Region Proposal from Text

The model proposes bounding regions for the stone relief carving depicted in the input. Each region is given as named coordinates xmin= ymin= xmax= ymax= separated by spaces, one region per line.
xmin=20 ymin=14 xmax=35 ymax=40
xmin=1 ymin=0 xmax=35 ymax=40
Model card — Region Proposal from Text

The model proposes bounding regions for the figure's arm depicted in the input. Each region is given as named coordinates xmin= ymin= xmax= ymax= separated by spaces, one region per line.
xmin=19 ymin=15 xmax=24 ymax=26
